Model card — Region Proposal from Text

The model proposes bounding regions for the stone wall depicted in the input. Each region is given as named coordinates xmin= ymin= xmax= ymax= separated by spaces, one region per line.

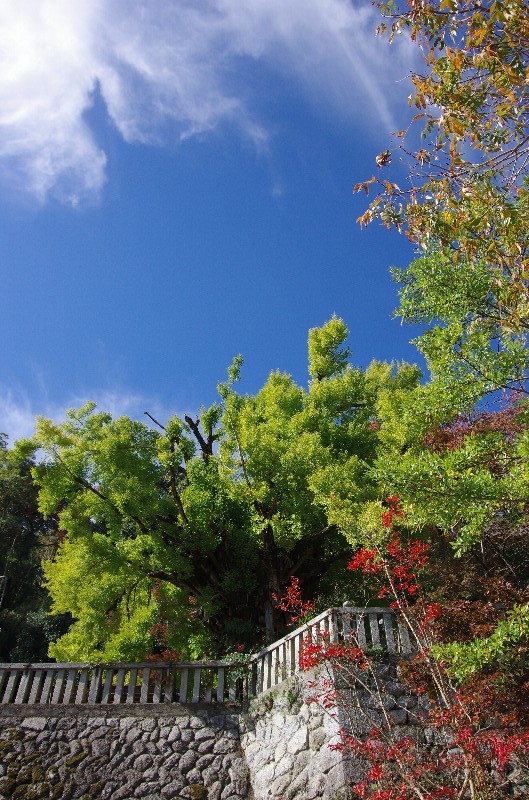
xmin=3 ymin=664 xmax=526 ymax=800
xmin=0 ymin=706 xmax=250 ymax=800
xmin=240 ymin=676 xmax=347 ymax=800
xmin=0 ymin=666 xmax=425 ymax=800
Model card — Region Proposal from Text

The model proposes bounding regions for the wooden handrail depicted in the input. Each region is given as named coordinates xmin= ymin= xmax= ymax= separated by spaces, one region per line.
xmin=0 ymin=661 xmax=244 ymax=706
xmin=0 ymin=606 xmax=413 ymax=705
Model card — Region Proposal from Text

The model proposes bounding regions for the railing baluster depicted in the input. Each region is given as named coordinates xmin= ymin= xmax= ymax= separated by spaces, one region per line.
xmin=88 ymin=667 xmax=102 ymax=704
xmin=289 ymin=637 xmax=296 ymax=674
xmin=14 ymin=668 xmax=31 ymax=704
xmin=264 ymin=651 xmax=272 ymax=691
xmin=355 ymin=613 xmax=367 ymax=649
xmin=281 ymin=641 xmax=287 ymax=681
xmin=164 ymin=668 xmax=175 ymax=703
xmin=217 ymin=666 xmax=225 ymax=702
xmin=140 ymin=668 xmax=150 ymax=703
xmin=383 ymin=613 xmax=396 ymax=653
xmin=369 ymin=613 xmax=381 ymax=649
xmin=64 ymin=669 xmax=77 ymax=703
xmin=113 ymin=668 xmax=126 ymax=704
xmin=179 ymin=667 xmax=188 ymax=702
xmin=75 ymin=668 xmax=89 ymax=703
xmin=271 ymin=647 xmax=278 ymax=687
xmin=2 ymin=670 xmax=19 ymax=704
xmin=192 ymin=667 xmax=201 ymax=703
xmin=101 ymin=668 xmax=114 ymax=704
xmin=294 ymin=633 xmax=301 ymax=672
xmin=153 ymin=669 xmax=163 ymax=703
xmin=40 ymin=669 xmax=54 ymax=704
xmin=342 ymin=608 xmax=351 ymax=642
xmin=28 ymin=669 xmax=44 ymax=704
xmin=126 ymin=668 xmax=138 ymax=704
xmin=329 ymin=609 xmax=339 ymax=643
xmin=256 ymin=657 xmax=264 ymax=694
xmin=398 ymin=621 xmax=412 ymax=656
xmin=51 ymin=668 xmax=66 ymax=704
xmin=203 ymin=669 xmax=212 ymax=703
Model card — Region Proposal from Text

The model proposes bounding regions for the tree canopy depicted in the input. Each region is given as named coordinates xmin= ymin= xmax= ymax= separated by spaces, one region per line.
xmin=357 ymin=0 xmax=529 ymax=399
xmin=0 ymin=435 xmax=68 ymax=661
xmin=28 ymin=318 xmax=420 ymax=662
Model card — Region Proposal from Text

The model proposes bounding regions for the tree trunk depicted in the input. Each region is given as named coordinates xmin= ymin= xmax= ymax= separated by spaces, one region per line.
xmin=262 ymin=524 xmax=281 ymax=641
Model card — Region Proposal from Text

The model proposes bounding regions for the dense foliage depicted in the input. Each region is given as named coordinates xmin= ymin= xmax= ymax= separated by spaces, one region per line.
xmin=350 ymin=0 xmax=529 ymax=706
xmin=20 ymin=318 xmax=419 ymax=662
xmin=0 ymin=10 xmax=528 ymax=797
xmin=298 ymin=504 xmax=529 ymax=800
xmin=0 ymin=435 xmax=68 ymax=661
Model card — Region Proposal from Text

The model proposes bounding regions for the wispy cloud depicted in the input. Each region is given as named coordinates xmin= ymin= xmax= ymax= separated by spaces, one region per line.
xmin=0 ymin=386 xmax=179 ymax=446
xmin=0 ymin=0 xmax=414 ymax=205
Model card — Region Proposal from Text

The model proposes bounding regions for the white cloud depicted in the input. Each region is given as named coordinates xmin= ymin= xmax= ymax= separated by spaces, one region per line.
xmin=0 ymin=386 xmax=179 ymax=446
xmin=0 ymin=390 xmax=36 ymax=444
xmin=0 ymin=0 xmax=414 ymax=204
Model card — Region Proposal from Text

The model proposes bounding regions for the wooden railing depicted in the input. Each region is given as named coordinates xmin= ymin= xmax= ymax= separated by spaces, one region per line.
xmin=249 ymin=606 xmax=413 ymax=695
xmin=0 ymin=606 xmax=413 ymax=706
xmin=0 ymin=661 xmax=244 ymax=706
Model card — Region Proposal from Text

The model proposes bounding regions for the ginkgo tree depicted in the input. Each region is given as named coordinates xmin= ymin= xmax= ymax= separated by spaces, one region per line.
xmin=26 ymin=318 xmax=421 ymax=662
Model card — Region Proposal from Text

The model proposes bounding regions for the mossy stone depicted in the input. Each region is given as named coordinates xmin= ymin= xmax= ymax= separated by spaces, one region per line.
xmin=16 ymin=764 xmax=34 ymax=784
xmin=65 ymin=751 xmax=88 ymax=767
xmin=14 ymin=783 xmax=48 ymax=799
xmin=5 ymin=729 xmax=24 ymax=741
xmin=0 ymin=777 xmax=16 ymax=795
xmin=186 ymin=785 xmax=208 ymax=800
xmin=31 ymin=766 xmax=45 ymax=783
xmin=50 ymin=783 xmax=65 ymax=800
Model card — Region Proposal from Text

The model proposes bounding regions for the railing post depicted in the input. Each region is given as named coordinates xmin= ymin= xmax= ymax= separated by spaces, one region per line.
xmin=217 ymin=666 xmax=226 ymax=702
xmin=88 ymin=667 xmax=102 ymax=704
xmin=126 ymin=668 xmax=138 ymax=703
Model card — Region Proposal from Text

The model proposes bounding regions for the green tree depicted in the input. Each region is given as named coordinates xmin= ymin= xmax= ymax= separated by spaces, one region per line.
xmin=0 ymin=435 xmax=68 ymax=661
xmin=29 ymin=319 xmax=420 ymax=662
xmin=352 ymin=0 xmax=529 ymax=558
xmin=356 ymin=0 xmax=529 ymax=392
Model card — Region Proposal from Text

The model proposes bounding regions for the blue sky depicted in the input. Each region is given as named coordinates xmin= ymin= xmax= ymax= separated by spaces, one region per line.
xmin=0 ymin=0 xmax=422 ymax=441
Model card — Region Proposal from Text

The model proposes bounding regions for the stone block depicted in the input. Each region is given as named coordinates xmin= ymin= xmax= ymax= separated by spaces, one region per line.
xmin=367 ymin=692 xmax=395 ymax=711
xmin=197 ymin=738 xmax=215 ymax=754
xmin=134 ymin=782 xmax=162 ymax=798
xmin=398 ymin=696 xmax=417 ymax=709
xmin=166 ymin=727 xmax=181 ymax=743
xmin=287 ymin=726 xmax=308 ymax=755
xmin=186 ymin=767 xmax=204 ymax=783
xmin=194 ymin=727 xmax=215 ymax=742
xmin=179 ymin=749 xmax=198 ymax=774
xmin=196 ymin=753 xmax=215 ymax=770
xmin=309 ymin=728 xmax=327 ymax=751
xmin=134 ymin=754 xmax=154 ymax=772
xmin=21 ymin=718 xmax=47 ymax=732
xmin=274 ymin=752 xmax=294 ymax=777
xmin=389 ymin=708 xmax=408 ymax=725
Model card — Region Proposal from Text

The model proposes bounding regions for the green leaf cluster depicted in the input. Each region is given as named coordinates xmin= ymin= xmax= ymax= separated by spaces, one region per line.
xmin=27 ymin=319 xmax=420 ymax=661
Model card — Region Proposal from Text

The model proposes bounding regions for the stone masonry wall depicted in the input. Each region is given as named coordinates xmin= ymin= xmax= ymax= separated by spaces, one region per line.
xmin=0 ymin=705 xmax=249 ymax=800
xmin=0 ymin=666 xmax=420 ymax=800
xmin=239 ymin=675 xmax=348 ymax=800
xmin=5 ymin=663 xmax=524 ymax=800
